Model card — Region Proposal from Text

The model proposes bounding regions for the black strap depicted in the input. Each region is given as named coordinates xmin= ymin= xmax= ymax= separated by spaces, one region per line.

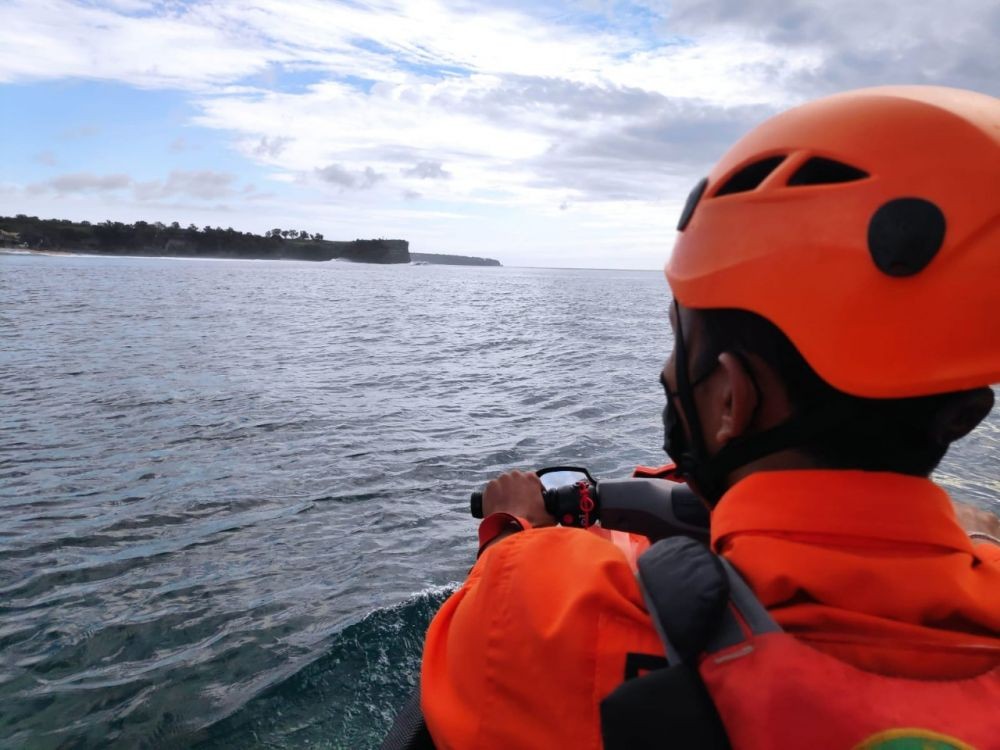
xmin=600 ymin=662 xmax=731 ymax=750
xmin=636 ymin=536 xmax=731 ymax=663
xmin=601 ymin=537 xmax=782 ymax=749
xmin=706 ymin=556 xmax=780 ymax=651
xmin=380 ymin=683 xmax=435 ymax=750
xmin=708 ymin=396 xmax=862 ymax=480
xmin=638 ymin=537 xmax=779 ymax=661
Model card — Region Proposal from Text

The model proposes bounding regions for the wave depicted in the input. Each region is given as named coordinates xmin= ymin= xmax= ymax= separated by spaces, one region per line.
xmin=190 ymin=586 xmax=454 ymax=750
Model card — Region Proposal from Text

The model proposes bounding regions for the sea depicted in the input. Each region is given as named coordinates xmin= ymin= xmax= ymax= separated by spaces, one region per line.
xmin=2 ymin=252 xmax=998 ymax=749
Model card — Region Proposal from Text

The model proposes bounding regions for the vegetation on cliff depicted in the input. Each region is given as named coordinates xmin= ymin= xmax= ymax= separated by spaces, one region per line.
xmin=2 ymin=215 xmax=503 ymax=267
xmin=0 ymin=215 xmax=410 ymax=263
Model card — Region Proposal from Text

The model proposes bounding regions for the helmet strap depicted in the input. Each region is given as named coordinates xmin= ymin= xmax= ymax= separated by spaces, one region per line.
xmin=671 ymin=300 xmax=725 ymax=503
xmin=705 ymin=397 xmax=862 ymax=485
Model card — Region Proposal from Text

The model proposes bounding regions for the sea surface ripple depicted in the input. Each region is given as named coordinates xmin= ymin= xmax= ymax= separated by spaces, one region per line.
xmin=1 ymin=253 xmax=998 ymax=748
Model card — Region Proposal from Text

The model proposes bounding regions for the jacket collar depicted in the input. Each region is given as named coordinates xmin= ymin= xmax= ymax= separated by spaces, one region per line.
xmin=711 ymin=469 xmax=973 ymax=554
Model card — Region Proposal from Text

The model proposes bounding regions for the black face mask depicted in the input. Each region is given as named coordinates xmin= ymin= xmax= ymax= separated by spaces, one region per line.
xmin=661 ymin=399 xmax=682 ymax=461
xmin=661 ymin=362 xmax=718 ymax=494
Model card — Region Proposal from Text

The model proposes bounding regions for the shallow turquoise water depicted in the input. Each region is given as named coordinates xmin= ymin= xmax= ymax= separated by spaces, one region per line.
xmin=1 ymin=253 xmax=997 ymax=748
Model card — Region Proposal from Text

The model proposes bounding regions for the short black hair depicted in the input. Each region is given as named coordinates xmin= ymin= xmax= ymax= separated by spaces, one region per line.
xmin=691 ymin=307 xmax=994 ymax=477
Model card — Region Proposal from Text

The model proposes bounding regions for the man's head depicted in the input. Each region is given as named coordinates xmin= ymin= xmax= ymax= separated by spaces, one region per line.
xmin=661 ymin=86 xmax=1000 ymax=504
xmin=660 ymin=304 xmax=995 ymax=501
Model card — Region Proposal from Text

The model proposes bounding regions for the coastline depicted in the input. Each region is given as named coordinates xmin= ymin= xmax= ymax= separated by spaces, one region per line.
xmin=0 ymin=248 xmax=342 ymax=262
xmin=1 ymin=247 xmax=503 ymax=267
xmin=0 ymin=216 xmax=502 ymax=267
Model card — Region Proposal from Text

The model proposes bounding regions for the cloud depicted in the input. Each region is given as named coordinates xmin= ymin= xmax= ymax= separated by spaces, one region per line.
xmin=101 ymin=0 xmax=156 ymax=12
xmin=0 ymin=1 xmax=277 ymax=88
xmin=402 ymin=161 xmax=451 ymax=179
xmin=33 ymin=150 xmax=57 ymax=166
xmin=0 ymin=0 xmax=635 ymax=92
xmin=252 ymin=136 xmax=292 ymax=158
xmin=133 ymin=170 xmax=237 ymax=201
xmin=315 ymin=164 xmax=356 ymax=187
xmin=194 ymin=69 xmax=770 ymax=206
xmin=433 ymin=75 xmax=667 ymax=123
xmin=6 ymin=1 xmax=996 ymax=207
xmin=241 ymin=183 xmax=275 ymax=201
xmin=28 ymin=172 xmax=131 ymax=194
xmin=23 ymin=169 xmax=241 ymax=204
xmin=316 ymin=164 xmax=385 ymax=190
xmin=662 ymin=0 xmax=1000 ymax=96
xmin=528 ymin=99 xmax=777 ymax=200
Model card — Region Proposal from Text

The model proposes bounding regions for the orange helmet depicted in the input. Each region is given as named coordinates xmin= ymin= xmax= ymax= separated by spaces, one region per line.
xmin=665 ymin=86 xmax=1000 ymax=398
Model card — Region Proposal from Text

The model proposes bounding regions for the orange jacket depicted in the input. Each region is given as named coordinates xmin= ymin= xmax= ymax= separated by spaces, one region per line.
xmin=421 ymin=470 xmax=1000 ymax=749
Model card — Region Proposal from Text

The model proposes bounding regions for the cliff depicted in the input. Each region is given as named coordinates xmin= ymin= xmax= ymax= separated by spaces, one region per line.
xmin=410 ymin=252 xmax=501 ymax=267
xmin=334 ymin=239 xmax=409 ymax=264
xmin=281 ymin=238 xmax=410 ymax=263
xmin=0 ymin=215 xmax=411 ymax=265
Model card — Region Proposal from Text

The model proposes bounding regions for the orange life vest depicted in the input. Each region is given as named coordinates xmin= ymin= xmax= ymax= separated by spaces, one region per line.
xmin=702 ymin=632 xmax=1000 ymax=749
xmin=607 ymin=536 xmax=1000 ymax=750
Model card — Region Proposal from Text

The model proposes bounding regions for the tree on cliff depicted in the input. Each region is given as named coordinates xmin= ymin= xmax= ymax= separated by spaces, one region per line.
xmin=0 ymin=215 xmax=424 ymax=264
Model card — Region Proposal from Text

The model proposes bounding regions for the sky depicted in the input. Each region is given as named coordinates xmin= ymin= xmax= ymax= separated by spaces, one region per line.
xmin=1 ymin=0 xmax=998 ymax=269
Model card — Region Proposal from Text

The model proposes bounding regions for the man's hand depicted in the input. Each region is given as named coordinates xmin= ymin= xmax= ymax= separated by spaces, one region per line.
xmin=483 ymin=470 xmax=557 ymax=528
xmin=952 ymin=500 xmax=1000 ymax=541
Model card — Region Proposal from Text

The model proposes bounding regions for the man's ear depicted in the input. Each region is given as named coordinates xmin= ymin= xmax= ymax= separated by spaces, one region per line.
xmin=715 ymin=352 xmax=758 ymax=446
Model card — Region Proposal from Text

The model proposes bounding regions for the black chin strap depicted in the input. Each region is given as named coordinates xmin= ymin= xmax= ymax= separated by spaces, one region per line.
xmin=706 ymin=397 xmax=863 ymax=481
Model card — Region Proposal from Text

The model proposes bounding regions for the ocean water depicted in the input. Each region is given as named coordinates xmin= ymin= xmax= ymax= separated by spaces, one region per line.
xmin=1 ymin=253 xmax=998 ymax=749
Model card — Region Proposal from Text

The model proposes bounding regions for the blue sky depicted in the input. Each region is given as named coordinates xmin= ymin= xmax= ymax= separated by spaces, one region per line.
xmin=1 ymin=0 xmax=997 ymax=268
xmin=3 ymin=83 xmax=255 ymax=182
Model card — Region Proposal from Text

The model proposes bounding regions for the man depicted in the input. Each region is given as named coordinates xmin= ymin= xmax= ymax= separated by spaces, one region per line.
xmin=420 ymin=86 xmax=1000 ymax=749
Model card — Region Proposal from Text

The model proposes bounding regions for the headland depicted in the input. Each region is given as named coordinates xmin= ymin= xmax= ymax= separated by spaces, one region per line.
xmin=0 ymin=215 xmax=501 ymax=267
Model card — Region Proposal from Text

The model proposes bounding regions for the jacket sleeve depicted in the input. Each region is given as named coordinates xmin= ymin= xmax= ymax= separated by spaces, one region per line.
xmin=420 ymin=526 xmax=664 ymax=750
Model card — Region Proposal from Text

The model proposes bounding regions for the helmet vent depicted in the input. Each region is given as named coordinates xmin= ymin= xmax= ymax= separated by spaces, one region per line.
xmin=677 ymin=177 xmax=708 ymax=231
xmin=713 ymin=156 xmax=785 ymax=196
xmin=867 ymin=198 xmax=946 ymax=277
xmin=788 ymin=157 xmax=868 ymax=186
